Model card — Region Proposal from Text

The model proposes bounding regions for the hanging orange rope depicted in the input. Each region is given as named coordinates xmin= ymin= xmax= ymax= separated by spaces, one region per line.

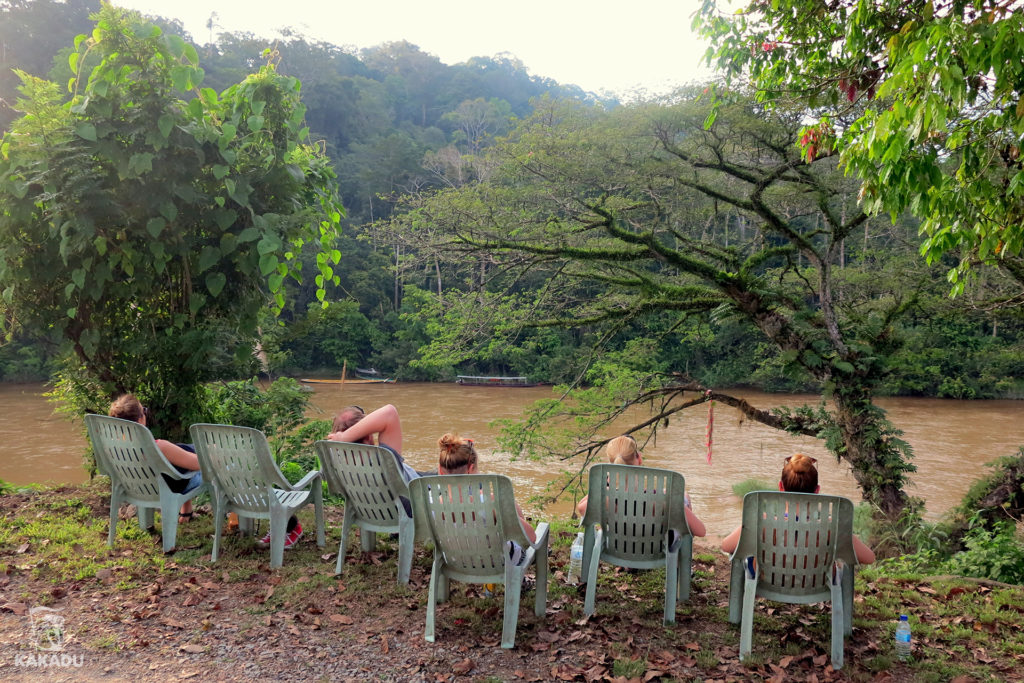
xmin=705 ymin=390 xmax=714 ymax=465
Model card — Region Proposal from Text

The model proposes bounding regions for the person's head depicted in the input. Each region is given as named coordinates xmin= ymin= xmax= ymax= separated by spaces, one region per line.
xmin=780 ymin=453 xmax=820 ymax=493
xmin=606 ymin=435 xmax=642 ymax=466
xmin=438 ymin=433 xmax=477 ymax=474
xmin=333 ymin=406 xmax=372 ymax=444
xmin=109 ymin=394 xmax=146 ymax=424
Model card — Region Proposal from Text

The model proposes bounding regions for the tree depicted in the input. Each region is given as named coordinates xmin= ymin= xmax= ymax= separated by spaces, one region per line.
xmin=0 ymin=6 xmax=343 ymax=437
xmin=389 ymin=96 xmax=918 ymax=518
xmin=696 ymin=0 xmax=1024 ymax=296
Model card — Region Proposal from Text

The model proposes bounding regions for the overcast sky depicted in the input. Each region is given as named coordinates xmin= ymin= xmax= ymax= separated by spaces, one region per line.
xmin=114 ymin=0 xmax=715 ymax=97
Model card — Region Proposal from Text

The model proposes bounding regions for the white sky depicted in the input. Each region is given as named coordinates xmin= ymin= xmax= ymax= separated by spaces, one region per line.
xmin=113 ymin=1 xmax=714 ymax=97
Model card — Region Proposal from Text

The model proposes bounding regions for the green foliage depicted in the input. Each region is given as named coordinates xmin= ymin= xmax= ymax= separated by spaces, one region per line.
xmin=943 ymin=520 xmax=1024 ymax=585
xmin=731 ymin=478 xmax=773 ymax=498
xmin=199 ymin=377 xmax=313 ymax=461
xmin=697 ymin=0 xmax=1024 ymax=294
xmin=0 ymin=6 xmax=343 ymax=430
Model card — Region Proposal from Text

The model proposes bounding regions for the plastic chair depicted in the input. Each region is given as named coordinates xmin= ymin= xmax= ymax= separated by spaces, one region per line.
xmin=409 ymin=474 xmax=549 ymax=649
xmin=728 ymin=491 xmax=856 ymax=670
xmin=314 ymin=440 xmax=414 ymax=583
xmin=85 ymin=414 xmax=207 ymax=553
xmin=580 ymin=464 xmax=693 ymax=624
xmin=189 ymin=423 xmax=325 ymax=569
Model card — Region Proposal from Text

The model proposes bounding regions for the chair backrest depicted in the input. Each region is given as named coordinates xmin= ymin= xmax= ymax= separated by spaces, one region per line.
xmin=85 ymin=414 xmax=179 ymax=502
xmin=581 ymin=464 xmax=690 ymax=562
xmin=189 ymin=423 xmax=288 ymax=512
xmin=736 ymin=491 xmax=856 ymax=600
xmin=315 ymin=440 xmax=410 ymax=523
xmin=410 ymin=474 xmax=530 ymax=578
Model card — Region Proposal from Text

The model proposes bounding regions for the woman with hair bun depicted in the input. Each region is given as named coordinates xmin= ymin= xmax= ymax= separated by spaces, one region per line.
xmin=437 ymin=433 xmax=536 ymax=545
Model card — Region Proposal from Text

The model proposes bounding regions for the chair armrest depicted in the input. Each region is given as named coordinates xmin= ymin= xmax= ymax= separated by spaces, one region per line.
xmin=531 ymin=522 xmax=550 ymax=551
xmin=290 ymin=469 xmax=322 ymax=491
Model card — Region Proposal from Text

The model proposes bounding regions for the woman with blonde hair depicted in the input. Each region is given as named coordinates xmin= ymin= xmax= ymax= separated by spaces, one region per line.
xmin=575 ymin=435 xmax=706 ymax=537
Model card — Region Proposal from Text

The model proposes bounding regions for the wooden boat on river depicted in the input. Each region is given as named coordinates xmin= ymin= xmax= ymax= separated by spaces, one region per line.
xmin=455 ymin=375 xmax=537 ymax=387
xmin=300 ymin=377 xmax=395 ymax=384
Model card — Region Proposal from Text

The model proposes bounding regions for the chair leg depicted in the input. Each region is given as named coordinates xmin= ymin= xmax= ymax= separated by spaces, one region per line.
xmin=533 ymin=527 xmax=549 ymax=618
xmin=158 ymin=485 xmax=180 ymax=553
xmin=360 ymin=528 xmax=377 ymax=552
xmin=269 ymin=505 xmax=288 ymax=569
xmin=678 ymin=535 xmax=693 ymax=602
xmin=583 ymin=528 xmax=603 ymax=616
xmin=397 ymin=514 xmax=413 ymax=585
xmin=728 ymin=560 xmax=744 ymax=624
xmin=107 ymin=490 xmax=121 ymax=548
xmin=501 ymin=560 xmax=522 ymax=649
xmin=425 ymin=553 xmax=444 ymax=643
xmin=313 ymin=486 xmax=325 ymax=548
xmin=337 ymin=506 xmax=355 ymax=576
xmin=211 ymin=495 xmax=225 ymax=563
xmin=739 ymin=556 xmax=758 ymax=662
xmin=830 ymin=561 xmax=846 ymax=670
xmin=137 ymin=505 xmax=155 ymax=531
xmin=664 ymin=544 xmax=678 ymax=625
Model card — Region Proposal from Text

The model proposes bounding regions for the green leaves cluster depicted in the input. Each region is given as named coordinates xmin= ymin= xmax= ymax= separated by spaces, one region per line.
xmin=0 ymin=5 xmax=343 ymax=432
xmin=697 ymin=0 xmax=1024 ymax=294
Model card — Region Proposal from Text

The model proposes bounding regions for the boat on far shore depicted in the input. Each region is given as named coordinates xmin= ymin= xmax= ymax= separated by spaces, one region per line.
xmin=455 ymin=375 xmax=537 ymax=387
xmin=300 ymin=377 xmax=395 ymax=384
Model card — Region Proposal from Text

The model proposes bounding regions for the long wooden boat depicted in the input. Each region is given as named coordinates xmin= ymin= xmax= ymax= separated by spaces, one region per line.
xmin=455 ymin=375 xmax=537 ymax=387
xmin=299 ymin=377 xmax=395 ymax=384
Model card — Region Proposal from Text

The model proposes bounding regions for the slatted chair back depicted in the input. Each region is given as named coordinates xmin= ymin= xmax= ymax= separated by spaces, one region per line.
xmin=736 ymin=491 xmax=855 ymax=604
xmin=189 ymin=423 xmax=287 ymax=514
xmin=85 ymin=414 xmax=206 ymax=553
xmin=86 ymin=414 xmax=180 ymax=502
xmin=315 ymin=440 xmax=414 ymax=581
xmin=580 ymin=464 xmax=693 ymax=623
xmin=729 ymin=491 xmax=857 ymax=669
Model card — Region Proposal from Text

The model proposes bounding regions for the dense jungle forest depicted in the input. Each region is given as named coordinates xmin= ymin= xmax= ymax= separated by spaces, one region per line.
xmin=0 ymin=0 xmax=1021 ymax=407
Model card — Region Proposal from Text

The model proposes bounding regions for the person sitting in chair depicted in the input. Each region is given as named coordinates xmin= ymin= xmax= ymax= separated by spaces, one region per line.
xmin=720 ymin=453 xmax=875 ymax=564
xmin=328 ymin=404 xmax=434 ymax=481
xmin=108 ymin=394 xmax=201 ymax=525
xmin=575 ymin=435 xmax=706 ymax=538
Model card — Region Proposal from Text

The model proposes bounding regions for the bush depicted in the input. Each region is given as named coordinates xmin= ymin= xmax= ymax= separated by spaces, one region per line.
xmin=943 ymin=520 xmax=1024 ymax=585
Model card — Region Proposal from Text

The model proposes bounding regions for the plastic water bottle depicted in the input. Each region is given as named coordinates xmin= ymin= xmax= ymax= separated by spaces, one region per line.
xmin=567 ymin=532 xmax=584 ymax=585
xmin=895 ymin=614 xmax=912 ymax=661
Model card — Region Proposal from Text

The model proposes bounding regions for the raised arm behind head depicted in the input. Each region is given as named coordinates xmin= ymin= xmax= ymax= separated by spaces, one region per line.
xmin=329 ymin=404 xmax=402 ymax=453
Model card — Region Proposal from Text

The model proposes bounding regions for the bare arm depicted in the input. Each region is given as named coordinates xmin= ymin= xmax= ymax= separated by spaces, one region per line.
xmin=853 ymin=535 xmax=875 ymax=565
xmin=721 ymin=525 xmax=741 ymax=554
xmin=328 ymin=404 xmax=402 ymax=452
xmin=685 ymin=507 xmax=706 ymax=537
xmin=155 ymin=439 xmax=200 ymax=471
xmin=575 ymin=494 xmax=589 ymax=519
xmin=514 ymin=501 xmax=537 ymax=544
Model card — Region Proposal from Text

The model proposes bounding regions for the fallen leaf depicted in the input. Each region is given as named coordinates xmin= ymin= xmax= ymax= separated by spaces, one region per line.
xmin=1 ymin=602 xmax=28 ymax=616
xmin=685 ymin=642 xmax=700 ymax=651
xmin=15 ymin=543 xmax=30 ymax=554
xmin=452 ymin=658 xmax=474 ymax=675
xmin=779 ymin=655 xmax=794 ymax=668
xmin=330 ymin=614 xmax=354 ymax=625
xmin=180 ymin=644 xmax=204 ymax=654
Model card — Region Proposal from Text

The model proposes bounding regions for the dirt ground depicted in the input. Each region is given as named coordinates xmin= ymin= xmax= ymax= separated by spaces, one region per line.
xmin=0 ymin=483 xmax=938 ymax=682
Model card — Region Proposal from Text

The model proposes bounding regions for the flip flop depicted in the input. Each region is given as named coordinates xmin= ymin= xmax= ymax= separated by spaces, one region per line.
xmin=178 ymin=510 xmax=195 ymax=524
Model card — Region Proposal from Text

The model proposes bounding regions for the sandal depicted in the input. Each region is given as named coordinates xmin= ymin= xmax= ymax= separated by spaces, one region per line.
xmin=178 ymin=511 xmax=195 ymax=524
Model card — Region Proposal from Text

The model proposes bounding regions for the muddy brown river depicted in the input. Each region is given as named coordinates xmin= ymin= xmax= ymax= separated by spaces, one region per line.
xmin=2 ymin=381 xmax=1021 ymax=542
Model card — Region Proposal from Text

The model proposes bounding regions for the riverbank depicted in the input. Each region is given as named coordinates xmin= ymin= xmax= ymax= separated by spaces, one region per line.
xmin=2 ymin=481 xmax=1022 ymax=681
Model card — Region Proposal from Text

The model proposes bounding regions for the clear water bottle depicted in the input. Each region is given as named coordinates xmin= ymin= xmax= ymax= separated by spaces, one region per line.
xmin=895 ymin=614 xmax=912 ymax=661
xmin=567 ymin=532 xmax=584 ymax=585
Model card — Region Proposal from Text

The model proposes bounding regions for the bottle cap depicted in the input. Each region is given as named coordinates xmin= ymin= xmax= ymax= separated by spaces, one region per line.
xmin=899 ymin=614 xmax=908 ymax=620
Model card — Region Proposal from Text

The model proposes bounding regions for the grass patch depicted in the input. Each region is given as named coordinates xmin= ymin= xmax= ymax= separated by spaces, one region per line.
xmin=730 ymin=478 xmax=773 ymax=498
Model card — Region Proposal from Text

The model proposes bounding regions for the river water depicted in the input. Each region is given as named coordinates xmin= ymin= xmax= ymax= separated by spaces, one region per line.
xmin=2 ymin=381 xmax=1021 ymax=541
